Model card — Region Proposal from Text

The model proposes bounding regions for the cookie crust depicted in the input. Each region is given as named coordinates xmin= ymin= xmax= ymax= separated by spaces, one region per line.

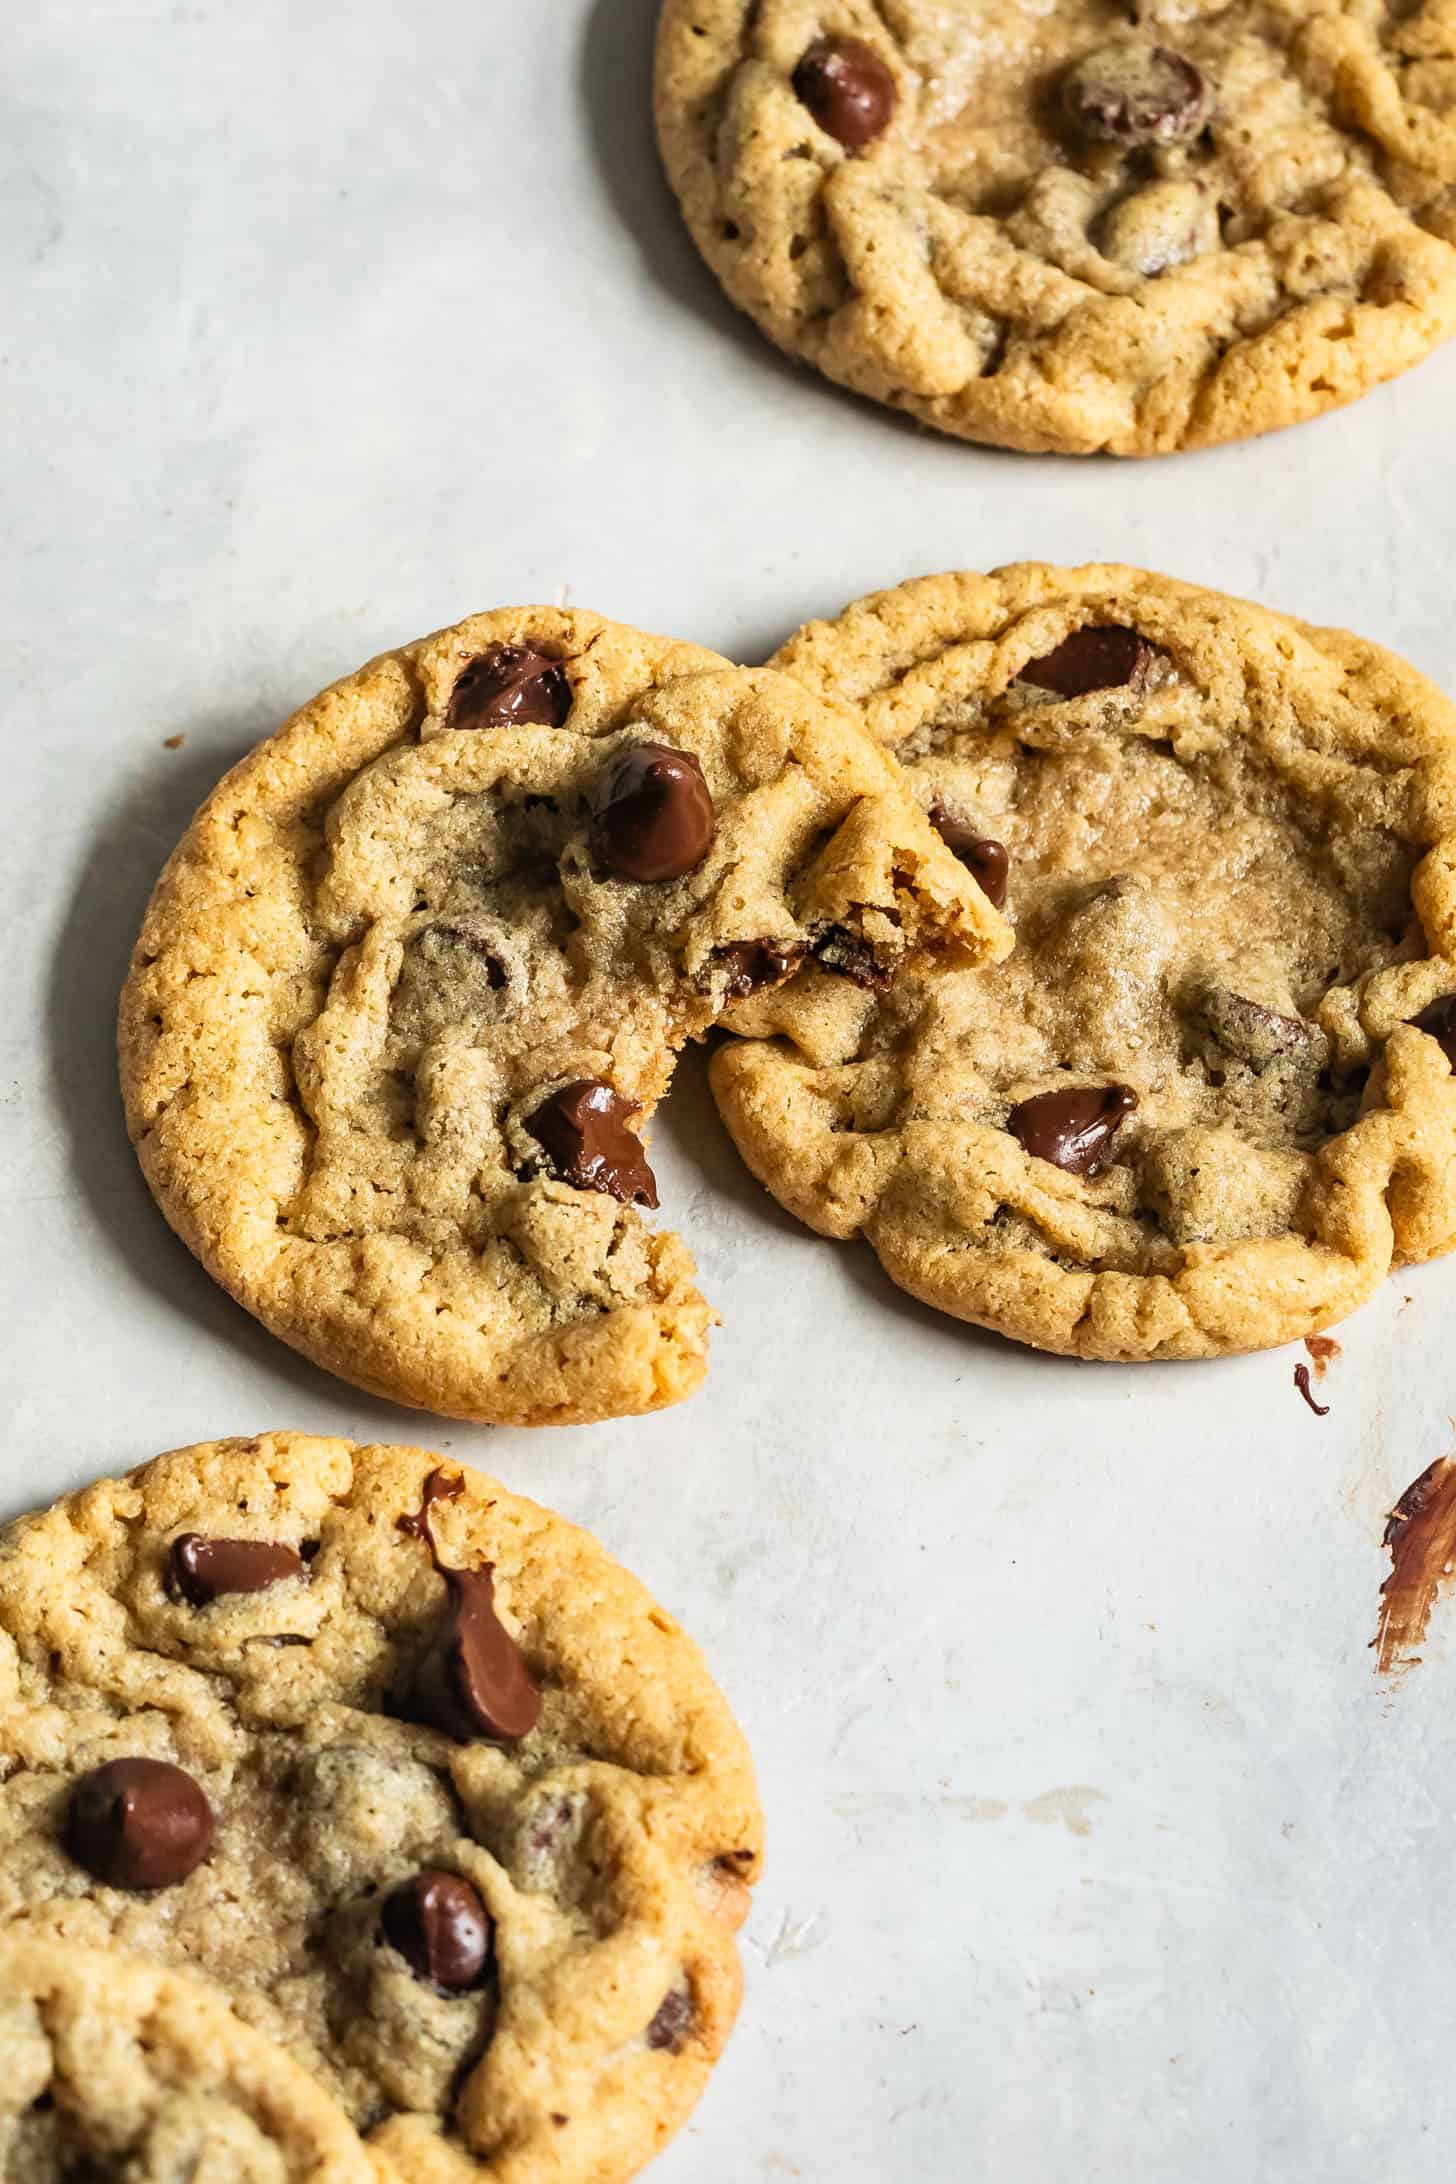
xmin=711 ymin=565 xmax=1456 ymax=1359
xmin=0 ymin=1434 xmax=764 ymax=2183
xmin=655 ymin=0 xmax=1456 ymax=456
xmin=118 ymin=608 xmax=1005 ymax=1426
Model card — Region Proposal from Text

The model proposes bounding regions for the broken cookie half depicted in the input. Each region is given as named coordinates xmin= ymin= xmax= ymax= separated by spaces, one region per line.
xmin=119 ymin=607 xmax=1008 ymax=1424
xmin=712 ymin=564 xmax=1456 ymax=1361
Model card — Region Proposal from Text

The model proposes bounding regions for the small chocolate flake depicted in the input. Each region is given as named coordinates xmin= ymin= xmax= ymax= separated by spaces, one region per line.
xmin=715 ymin=940 xmax=803 ymax=1001
xmin=811 ymin=925 xmax=893 ymax=990
xmin=646 ymin=1985 xmax=694 ymax=2054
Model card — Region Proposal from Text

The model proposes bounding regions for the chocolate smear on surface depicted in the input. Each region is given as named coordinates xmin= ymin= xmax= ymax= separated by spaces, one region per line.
xmin=1292 ymin=1363 xmax=1329 ymax=1417
xmin=1374 ymin=1457 xmax=1456 ymax=1675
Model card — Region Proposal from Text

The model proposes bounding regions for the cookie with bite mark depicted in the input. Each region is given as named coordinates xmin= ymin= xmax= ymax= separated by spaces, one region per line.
xmin=118 ymin=607 xmax=1007 ymax=1426
xmin=711 ymin=564 xmax=1456 ymax=1360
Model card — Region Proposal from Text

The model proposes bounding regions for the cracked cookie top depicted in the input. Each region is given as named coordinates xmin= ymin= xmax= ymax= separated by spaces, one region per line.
xmin=0 ymin=1940 xmax=378 ymax=2183
xmin=711 ymin=564 xmax=1456 ymax=1358
xmin=655 ymin=0 xmax=1456 ymax=454
xmin=0 ymin=1434 xmax=763 ymax=2183
xmin=118 ymin=608 xmax=1006 ymax=1426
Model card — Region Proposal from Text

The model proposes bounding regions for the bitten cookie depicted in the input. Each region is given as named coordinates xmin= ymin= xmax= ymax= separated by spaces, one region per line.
xmin=0 ymin=1433 xmax=765 ymax=2184
xmin=655 ymin=0 xmax=1456 ymax=456
xmin=118 ymin=608 xmax=1006 ymax=1426
xmin=711 ymin=564 xmax=1456 ymax=1360
xmin=0 ymin=1939 xmax=376 ymax=2183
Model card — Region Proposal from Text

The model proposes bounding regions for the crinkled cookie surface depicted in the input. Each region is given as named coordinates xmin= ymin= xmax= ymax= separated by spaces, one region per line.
xmin=655 ymin=0 xmax=1456 ymax=455
xmin=711 ymin=564 xmax=1456 ymax=1358
xmin=0 ymin=1434 xmax=763 ymax=2184
xmin=118 ymin=608 xmax=1005 ymax=1426
xmin=0 ymin=1940 xmax=378 ymax=2184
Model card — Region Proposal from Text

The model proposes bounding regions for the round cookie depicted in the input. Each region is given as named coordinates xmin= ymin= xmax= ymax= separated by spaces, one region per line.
xmin=655 ymin=0 xmax=1456 ymax=456
xmin=118 ymin=608 xmax=1006 ymax=1426
xmin=0 ymin=1939 xmax=376 ymax=2183
xmin=711 ymin=564 xmax=1456 ymax=1360
xmin=0 ymin=1433 xmax=765 ymax=2184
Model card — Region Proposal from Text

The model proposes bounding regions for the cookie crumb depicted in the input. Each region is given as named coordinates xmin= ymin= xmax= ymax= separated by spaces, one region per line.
xmin=1303 ymin=1334 xmax=1340 ymax=1381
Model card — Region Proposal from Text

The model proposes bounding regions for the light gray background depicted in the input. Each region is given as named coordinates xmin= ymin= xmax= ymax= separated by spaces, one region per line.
xmin=6 ymin=3 xmax=1456 ymax=2179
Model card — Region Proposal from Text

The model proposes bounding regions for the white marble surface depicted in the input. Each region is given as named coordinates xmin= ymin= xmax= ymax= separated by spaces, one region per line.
xmin=6 ymin=3 xmax=1456 ymax=2178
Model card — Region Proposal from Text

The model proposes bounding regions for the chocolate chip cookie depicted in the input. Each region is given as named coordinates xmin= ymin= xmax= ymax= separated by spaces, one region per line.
xmin=118 ymin=608 xmax=1006 ymax=1426
xmin=711 ymin=564 xmax=1456 ymax=1359
xmin=0 ymin=1939 xmax=377 ymax=2183
xmin=655 ymin=1 xmax=1456 ymax=455
xmin=0 ymin=1434 xmax=764 ymax=2182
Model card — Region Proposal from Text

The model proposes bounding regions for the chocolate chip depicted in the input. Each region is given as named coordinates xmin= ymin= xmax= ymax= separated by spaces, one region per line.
xmin=1062 ymin=41 xmax=1210 ymax=144
xmin=811 ymin=926 xmax=893 ymax=990
xmin=1020 ymin=626 xmax=1152 ymax=698
xmin=66 ymin=1759 xmax=214 ymax=1892
xmin=928 ymin=805 xmax=1010 ymax=909
xmin=792 ymin=37 xmax=896 ymax=150
xmin=1198 ymin=988 xmax=1324 ymax=1072
xmin=589 ymin=743 xmax=715 ymax=884
xmin=646 ymin=1985 xmax=694 ymax=2053
xmin=409 ymin=1564 xmax=542 ymax=1745
xmin=169 ymin=1534 xmax=307 ymax=1607
xmin=1413 ymin=995 xmax=1456 ymax=1065
xmin=524 ymin=1080 xmax=658 ymax=1207
xmin=715 ymin=940 xmax=803 ymax=1001
xmin=382 ymin=1868 xmax=493 ymax=1992
xmin=430 ymin=925 xmax=508 ymax=988
xmin=448 ymin=645 xmax=572 ymax=730
xmin=1007 ymin=1084 xmax=1137 ymax=1176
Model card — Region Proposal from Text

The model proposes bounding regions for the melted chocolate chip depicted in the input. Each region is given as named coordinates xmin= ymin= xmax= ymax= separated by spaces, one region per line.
xmin=524 ymin=1080 xmax=659 ymax=1207
xmin=716 ymin=940 xmax=803 ymax=1001
xmin=382 ymin=1868 xmax=493 ymax=1992
xmin=792 ymin=36 xmax=896 ymax=150
xmin=1020 ymin=626 xmax=1152 ymax=698
xmin=398 ymin=1470 xmax=542 ymax=1746
xmin=448 ymin=645 xmax=572 ymax=730
xmin=409 ymin=1565 xmax=542 ymax=1744
xmin=811 ymin=926 xmax=893 ymax=990
xmin=169 ymin=1534 xmax=307 ymax=1607
xmin=589 ymin=743 xmax=716 ymax=884
xmin=1413 ymin=995 xmax=1456 ymax=1065
xmin=1062 ymin=42 xmax=1210 ymax=145
xmin=646 ymin=1985 xmax=694 ymax=2053
xmin=66 ymin=1759 xmax=214 ymax=1892
xmin=430 ymin=926 xmax=508 ymax=988
xmin=397 ymin=1465 xmax=465 ymax=1544
xmin=928 ymin=804 xmax=1010 ymax=909
xmin=1007 ymin=1084 xmax=1137 ymax=1176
